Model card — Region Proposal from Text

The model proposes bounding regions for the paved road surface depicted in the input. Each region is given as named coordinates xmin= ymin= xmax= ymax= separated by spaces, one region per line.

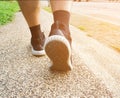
xmin=72 ymin=2 xmax=120 ymax=26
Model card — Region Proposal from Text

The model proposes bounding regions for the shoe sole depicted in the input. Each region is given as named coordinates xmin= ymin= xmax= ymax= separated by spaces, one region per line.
xmin=32 ymin=47 xmax=46 ymax=56
xmin=44 ymin=35 xmax=72 ymax=71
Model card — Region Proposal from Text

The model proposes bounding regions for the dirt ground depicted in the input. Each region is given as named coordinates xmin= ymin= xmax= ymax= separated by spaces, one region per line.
xmin=70 ymin=13 xmax=120 ymax=52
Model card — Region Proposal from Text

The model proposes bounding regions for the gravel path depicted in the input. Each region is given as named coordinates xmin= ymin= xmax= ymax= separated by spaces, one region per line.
xmin=0 ymin=10 xmax=120 ymax=98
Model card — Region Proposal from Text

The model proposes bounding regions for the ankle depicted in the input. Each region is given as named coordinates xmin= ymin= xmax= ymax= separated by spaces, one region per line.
xmin=29 ymin=24 xmax=42 ymax=39
xmin=53 ymin=10 xmax=70 ymax=27
xmin=50 ymin=21 xmax=72 ymax=45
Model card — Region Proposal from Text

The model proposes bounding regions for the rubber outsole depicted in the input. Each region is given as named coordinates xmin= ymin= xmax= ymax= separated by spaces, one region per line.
xmin=44 ymin=35 xmax=72 ymax=71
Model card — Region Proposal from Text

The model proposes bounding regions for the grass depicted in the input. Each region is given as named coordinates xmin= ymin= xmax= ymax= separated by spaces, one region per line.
xmin=78 ymin=26 xmax=86 ymax=31
xmin=43 ymin=7 xmax=52 ymax=13
xmin=0 ymin=1 xmax=20 ymax=25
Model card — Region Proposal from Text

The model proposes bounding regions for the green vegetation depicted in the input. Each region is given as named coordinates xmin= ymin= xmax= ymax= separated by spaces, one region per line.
xmin=43 ymin=7 xmax=51 ymax=13
xmin=0 ymin=1 xmax=20 ymax=25
xmin=78 ymin=26 xmax=86 ymax=31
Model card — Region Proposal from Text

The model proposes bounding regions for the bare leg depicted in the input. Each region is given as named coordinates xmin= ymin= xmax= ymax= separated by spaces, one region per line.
xmin=18 ymin=0 xmax=45 ymax=56
xmin=18 ymin=0 xmax=40 ymax=27
xmin=50 ymin=0 xmax=72 ymax=12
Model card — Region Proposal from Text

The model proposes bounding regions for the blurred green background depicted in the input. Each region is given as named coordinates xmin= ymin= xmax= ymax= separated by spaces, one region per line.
xmin=0 ymin=1 xmax=19 ymax=25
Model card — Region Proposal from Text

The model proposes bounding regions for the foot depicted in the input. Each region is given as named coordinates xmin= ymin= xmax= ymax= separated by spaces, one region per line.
xmin=44 ymin=21 xmax=72 ymax=71
xmin=31 ymin=32 xmax=45 ymax=56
